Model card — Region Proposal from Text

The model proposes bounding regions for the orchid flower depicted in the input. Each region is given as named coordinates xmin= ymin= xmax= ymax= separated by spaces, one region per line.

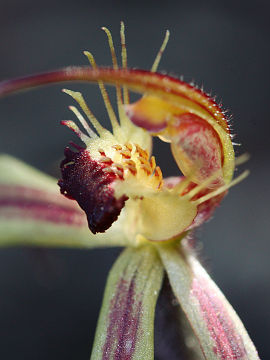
xmin=0 ymin=23 xmax=260 ymax=360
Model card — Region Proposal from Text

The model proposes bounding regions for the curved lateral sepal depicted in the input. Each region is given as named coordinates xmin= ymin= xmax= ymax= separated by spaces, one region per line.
xmin=91 ymin=245 xmax=164 ymax=360
xmin=0 ymin=154 xmax=127 ymax=248
xmin=158 ymin=242 xmax=260 ymax=360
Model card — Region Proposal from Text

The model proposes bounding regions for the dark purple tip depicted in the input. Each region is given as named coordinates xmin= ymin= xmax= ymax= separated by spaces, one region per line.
xmin=58 ymin=146 xmax=127 ymax=234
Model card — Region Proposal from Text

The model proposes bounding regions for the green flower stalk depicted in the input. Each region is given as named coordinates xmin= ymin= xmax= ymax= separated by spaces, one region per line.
xmin=0 ymin=23 xmax=259 ymax=359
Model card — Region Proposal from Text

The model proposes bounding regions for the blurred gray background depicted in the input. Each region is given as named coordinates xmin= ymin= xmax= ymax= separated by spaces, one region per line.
xmin=0 ymin=0 xmax=269 ymax=359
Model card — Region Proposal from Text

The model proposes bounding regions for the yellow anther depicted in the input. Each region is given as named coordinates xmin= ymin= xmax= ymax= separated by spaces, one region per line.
xmin=154 ymin=166 xmax=163 ymax=181
xmin=112 ymin=144 xmax=123 ymax=151
xmin=99 ymin=157 xmax=113 ymax=163
xmin=102 ymin=168 xmax=115 ymax=174
xmin=126 ymin=165 xmax=137 ymax=176
xmin=114 ymin=163 xmax=124 ymax=171
xmin=150 ymin=156 xmax=156 ymax=170
xmin=124 ymin=159 xmax=136 ymax=166
xmin=140 ymin=164 xmax=152 ymax=175
xmin=138 ymin=156 xmax=149 ymax=166
xmin=135 ymin=144 xmax=149 ymax=160
xmin=114 ymin=169 xmax=124 ymax=178
xmin=98 ymin=148 xmax=106 ymax=155
xmin=124 ymin=142 xmax=133 ymax=152
xmin=120 ymin=150 xmax=131 ymax=159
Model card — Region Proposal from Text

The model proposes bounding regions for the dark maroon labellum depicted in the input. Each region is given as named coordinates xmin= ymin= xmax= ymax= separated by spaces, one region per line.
xmin=58 ymin=146 xmax=127 ymax=234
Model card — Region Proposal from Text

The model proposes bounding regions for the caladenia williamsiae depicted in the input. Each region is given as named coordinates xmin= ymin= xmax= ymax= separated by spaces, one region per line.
xmin=0 ymin=23 xmax=259 ymax=360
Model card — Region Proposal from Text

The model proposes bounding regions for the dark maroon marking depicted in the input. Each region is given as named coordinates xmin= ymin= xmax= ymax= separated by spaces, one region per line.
xmin=192 ymin=277 xmax=246 ymax=359
xmin=58 ymin=147 xmax=128 ymax=234
xmin=0 ymin=199 xmax=86 ymax=226
xmin=102 ymin=275 xmax=142 ymax=360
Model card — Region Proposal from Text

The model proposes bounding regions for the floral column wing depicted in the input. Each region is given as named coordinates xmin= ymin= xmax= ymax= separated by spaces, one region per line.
xmin=0 ymin=154 xmax=127 ymax=248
